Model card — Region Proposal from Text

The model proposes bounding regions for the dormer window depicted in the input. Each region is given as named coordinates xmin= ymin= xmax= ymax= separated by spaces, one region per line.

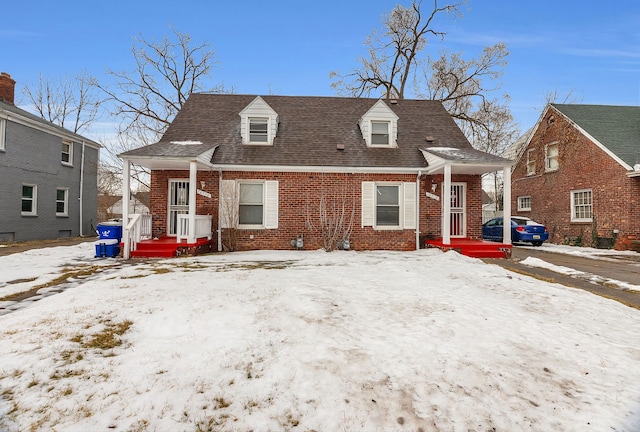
xmin=249 ymin=117 xmax=269 ymax=143
xmin=371 ymin=121 xmax=390 ymax=145
xmin=359 ymin=100 xmax=398 ymax=148
xmin=240 ymin=96 xmax=279 ymax=145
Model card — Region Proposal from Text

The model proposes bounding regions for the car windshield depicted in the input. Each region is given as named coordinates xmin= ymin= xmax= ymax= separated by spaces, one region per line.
xmin=512 ymin=218 xmax=530 ymax=226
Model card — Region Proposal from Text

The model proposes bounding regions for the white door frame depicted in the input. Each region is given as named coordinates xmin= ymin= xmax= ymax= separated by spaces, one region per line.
xmin=449 ymin=182 xmax=466 ymax=238
xmin=167 ymin=179 xmax=189 ymax=236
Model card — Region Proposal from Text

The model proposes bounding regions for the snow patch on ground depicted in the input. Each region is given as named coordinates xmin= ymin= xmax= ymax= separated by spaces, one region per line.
xmin=0 ymin=245 xmax=639 ymax=431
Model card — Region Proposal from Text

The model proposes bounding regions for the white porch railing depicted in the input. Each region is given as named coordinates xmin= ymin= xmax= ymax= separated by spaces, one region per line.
xmin=176 ymin=214 xmax=213 ymax=242
xmin=124 ymin=214 xmax=152 ymax=257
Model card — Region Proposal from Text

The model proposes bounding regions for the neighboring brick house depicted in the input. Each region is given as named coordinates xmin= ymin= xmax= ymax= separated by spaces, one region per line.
xmin=0 ymin=72 xmax=100 ymax=242
xmin=511 ymin=103 xmax=640 ymax=250
xmin=120 ymin=94 xmax=512 ymax=258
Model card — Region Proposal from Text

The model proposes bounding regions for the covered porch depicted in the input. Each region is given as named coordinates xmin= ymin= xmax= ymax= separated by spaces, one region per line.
xmin=420 ymin=147 xmax=513 ymax=259
xmin=120 ymin=146 xmax=216 ymax=259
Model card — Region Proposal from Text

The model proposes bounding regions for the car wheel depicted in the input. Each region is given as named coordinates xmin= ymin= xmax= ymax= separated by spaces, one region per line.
xmin=532 ymin=241 xmax=543 ymax=247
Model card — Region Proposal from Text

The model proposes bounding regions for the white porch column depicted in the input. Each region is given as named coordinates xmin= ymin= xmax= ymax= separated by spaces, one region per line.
xmin=502 ymin=166 xmax=512 ymax=245
xmin=122 ymin=159 xmax=131 ymax=259
xmin=188 ymin=160 xmax=198 ymax=243
xmin=442 ymin=164 xmax=452 ymax=245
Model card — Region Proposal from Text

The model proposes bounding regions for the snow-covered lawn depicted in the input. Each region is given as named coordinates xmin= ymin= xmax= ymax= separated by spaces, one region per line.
xmin=1 ymin=244 xmax=639 ymax=431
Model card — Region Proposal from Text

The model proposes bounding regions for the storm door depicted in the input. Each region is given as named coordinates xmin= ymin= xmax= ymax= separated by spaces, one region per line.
xmin=168 ymin=179 xmax=189 ymax=236
xmin=449 ymin=182 xmax=466 ymax=237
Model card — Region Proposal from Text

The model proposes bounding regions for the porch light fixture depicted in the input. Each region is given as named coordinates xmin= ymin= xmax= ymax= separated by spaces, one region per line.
xmin=431 ymin=181 xmax=437 ymax=193
xmin=200 ymin=181 xmax=206 ymax=188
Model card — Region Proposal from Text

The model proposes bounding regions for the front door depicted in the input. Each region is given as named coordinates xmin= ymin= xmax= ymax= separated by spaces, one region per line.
xmin=449 ymin=183 xmax=466 ymax=237
xmin=168 ymin=179 xmax=189 ymax=236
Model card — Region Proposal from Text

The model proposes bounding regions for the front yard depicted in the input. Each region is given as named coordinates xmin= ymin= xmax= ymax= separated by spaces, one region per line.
xmin=1 ymin=245 xmax=639 ymax=431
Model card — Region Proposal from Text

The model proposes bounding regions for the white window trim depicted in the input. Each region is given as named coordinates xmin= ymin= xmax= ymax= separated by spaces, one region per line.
xmin=239 ymin=96 xmax=279 ymax=145
xmin=545 ymin=142 xmax=559 ymax=172
xmin=238 ymin=181 xmax=266 ymax=229
xmin=375 ymin=182 xmax=401 ymax=229
xmin=517 ymin=196 xmax=531 ymax=211
xmin=56 ymin=187 xmax=69 ymax=217
xmin=570 ymin=188 xmax=593 ymax=223
xmin=247 ymin=117 xmax=271 ymax=145
xmin=526 ymin=148 xmax=536 ymax=175
xmin=62 ymin=140 xmax=73 ymax=166
xmin=369 ymin=120 xmax=391 ymax=147
xmin=358 ymin=100 xmax=398 ymax=148
xmin=0 ymin=118 xmax=6 ymax=151
xmin=361 ymin=181 xmax=416 ymax=230
xmin=21 ymin=184 xmax=38 ymax=216
xmin=221 ymin=180 xmax=279 ymax=230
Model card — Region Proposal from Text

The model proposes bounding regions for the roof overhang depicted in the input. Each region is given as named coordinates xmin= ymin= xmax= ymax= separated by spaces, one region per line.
xmin=120 ymin=146 xmax=216 ymax=170
xmin=420 ymin=148 xmax=513 ymax=175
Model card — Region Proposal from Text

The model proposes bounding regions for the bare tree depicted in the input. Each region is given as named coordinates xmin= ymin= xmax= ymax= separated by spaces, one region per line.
xmin=305 ymin=176 xmax=356 ymax=252
xmin=96 ymin=27 xmax=226 ymax=185
xmin=421 ymin=43 xmax=518 ymax=154
xmin=331 ymin=0 xmax=519 ymax=156
xmin=542 ymin=88 xmax=583 ymax=105
xmin=20 ymin=71 xmax=100 ymax=135
xmin=331 ymin=0 xmax=465 ymax=99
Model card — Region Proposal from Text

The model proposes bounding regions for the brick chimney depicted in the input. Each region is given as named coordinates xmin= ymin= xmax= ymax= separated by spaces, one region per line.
xmin=0 ymin=72 xmax=16 ymax=105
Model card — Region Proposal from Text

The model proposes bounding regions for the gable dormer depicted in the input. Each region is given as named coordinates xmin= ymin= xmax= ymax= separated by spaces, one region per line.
xmin=240 ymin=96 xmax=279 ymax=145
xmin=359 ymin=99 xmax=399 ymax=148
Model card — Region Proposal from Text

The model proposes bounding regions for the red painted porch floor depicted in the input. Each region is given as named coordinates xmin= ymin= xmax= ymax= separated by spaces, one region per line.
xmin=128 ymin=236 xmax=213 ymax=258
xmin=425 ymin=238 xmax=512 ymax=259
xmin=128 ymin=237 xmax=510 ymax=259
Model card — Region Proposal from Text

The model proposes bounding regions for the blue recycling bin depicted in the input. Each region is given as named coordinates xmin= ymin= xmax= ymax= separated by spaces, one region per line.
xmin=95 ymin=221 xmax=122 ymax=258
xmin=95 ymin=239 xmax=120 ymax=258
xmin=97 ymin=221 xmax=122 ymax=241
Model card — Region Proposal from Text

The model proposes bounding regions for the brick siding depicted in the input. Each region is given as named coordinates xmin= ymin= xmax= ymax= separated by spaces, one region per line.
xmin=149 ymin=170 xmax=483 ymax=251
xmin=511 ymin=109 xmax=640 ymax=249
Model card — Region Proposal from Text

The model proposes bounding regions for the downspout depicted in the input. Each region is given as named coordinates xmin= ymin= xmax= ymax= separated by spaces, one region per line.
xmin=416 ymin=170 xmax=421 ymax=250
xmin=217 ymin=169 xmax=222 ymax=252
xmin=79 ymin=141 xmax=86 ymax=237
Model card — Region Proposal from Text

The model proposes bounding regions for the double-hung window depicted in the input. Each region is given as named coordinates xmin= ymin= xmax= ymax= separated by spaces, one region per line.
xmin=371 ymin=121 xmax=390 ymax=146
xmin=571 ymin=189 xmax=592 ymax=222
xmin=545 ymin=142 xmax=559 ymax=171
xmin=239 ymin=183 xmax=264 ymax=226
xmin=362 ymin=181 xmax=416 ymax=230
xmin=56 ymin=188 xmax=69 ymax=216
xmin=518 ymin=196 xmax=532 ymax=211
xmin=62 ymin=140 xmax=73 ymax=165
xmin=526 ymin=149 xmax=536 ymax=175
xmin=21 ymin=184 xmax=37 ymax=216
xmin=376 ymin=184 xmax=400 ymax=226
xmin=248 ymin=118 xmax=269 ymax=143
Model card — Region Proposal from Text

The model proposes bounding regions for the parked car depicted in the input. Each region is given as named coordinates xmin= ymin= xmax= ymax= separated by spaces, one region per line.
xmin=482 ymin=216 xmax=549 ymax=246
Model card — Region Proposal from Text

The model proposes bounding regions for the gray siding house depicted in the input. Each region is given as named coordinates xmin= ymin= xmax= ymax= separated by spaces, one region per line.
xmin=0 ymin=72 xmax=100 ymax=242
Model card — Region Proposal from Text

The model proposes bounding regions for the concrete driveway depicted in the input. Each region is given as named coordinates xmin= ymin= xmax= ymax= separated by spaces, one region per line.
xmin=485 ymin=245 xmax=640 ymax=309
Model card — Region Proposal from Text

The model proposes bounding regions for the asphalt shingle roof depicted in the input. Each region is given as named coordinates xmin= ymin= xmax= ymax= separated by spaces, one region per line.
xmin=122 ymin=94 xmax=476 ymax=169
xmin=552 ymin=103 xmax=640 ymax=168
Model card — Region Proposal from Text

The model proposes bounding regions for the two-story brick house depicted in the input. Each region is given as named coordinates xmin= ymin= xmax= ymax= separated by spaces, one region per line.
xmin=0 ymin=72 xmax=100 ymax=242
xmin=119 ymin=93 xmax=513 ymax=258
xmin=511 ymin=103 xmax=640 ymax=250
